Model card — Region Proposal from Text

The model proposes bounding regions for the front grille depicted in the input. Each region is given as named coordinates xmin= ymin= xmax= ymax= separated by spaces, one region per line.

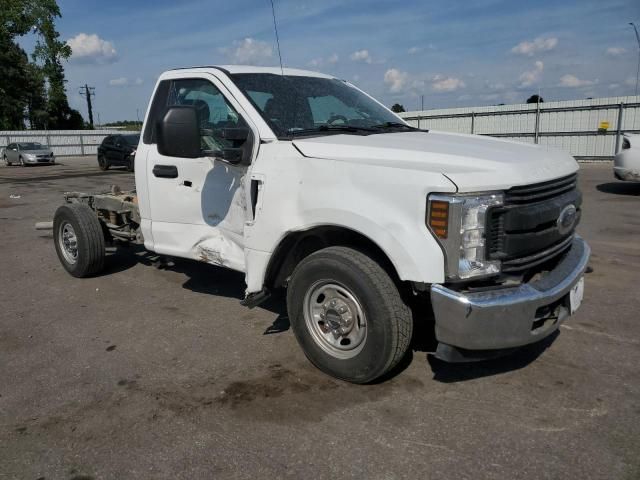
xmin=504 ymin=173 xmax=577 ymax=204
xmin=487 ymin=173 xmax=581 ymax=274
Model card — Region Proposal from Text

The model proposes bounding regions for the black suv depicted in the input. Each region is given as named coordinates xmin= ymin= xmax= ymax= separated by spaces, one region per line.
xmin=97 ymin=134 xmax=140 ymax=172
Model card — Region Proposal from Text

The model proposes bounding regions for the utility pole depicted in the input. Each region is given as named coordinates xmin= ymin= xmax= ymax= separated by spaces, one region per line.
xmin=630 ymin=23 xmax=640 ymax=96
xmin=79 ymin=84 xmax=96 ymax=129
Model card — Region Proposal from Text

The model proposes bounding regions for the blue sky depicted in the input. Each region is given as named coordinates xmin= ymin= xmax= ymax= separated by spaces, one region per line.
xmin=21 ymin=0 xmax=640 ymax=122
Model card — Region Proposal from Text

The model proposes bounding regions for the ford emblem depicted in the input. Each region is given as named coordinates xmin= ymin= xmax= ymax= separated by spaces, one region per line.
xmin=557 ymin=204 xmax=577 ymax=235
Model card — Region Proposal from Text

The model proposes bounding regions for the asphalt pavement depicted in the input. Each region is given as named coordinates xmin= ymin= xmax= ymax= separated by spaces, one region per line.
xmin=0 ymin=157 xmax=639 ymax=479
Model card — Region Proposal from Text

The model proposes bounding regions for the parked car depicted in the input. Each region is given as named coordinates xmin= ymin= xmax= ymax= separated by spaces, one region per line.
xmin=51 ymin=65 xmax=589 ymax=383
xmin=97 ymin=134 xmax=139 ymax=172
xmin=614 ymin=134 xmax=640 ymax=182
xmin=3 ymin=142 xmax=55 ymax=166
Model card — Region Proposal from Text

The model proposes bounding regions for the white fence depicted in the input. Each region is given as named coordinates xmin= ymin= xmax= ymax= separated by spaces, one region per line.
xmin=0 ymin=129 xmax=139 ymax=157
xmin=399 ymin=95 xmax=640 ymax=159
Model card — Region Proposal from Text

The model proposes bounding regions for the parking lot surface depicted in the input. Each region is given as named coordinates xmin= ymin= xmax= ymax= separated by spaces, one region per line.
xmin=1 ymin=157 xmax=639 ymax=479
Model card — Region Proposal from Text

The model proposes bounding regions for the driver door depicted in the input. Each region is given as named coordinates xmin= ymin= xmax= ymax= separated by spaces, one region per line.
xmin=145 ymin=76 xmax=255 ymax=272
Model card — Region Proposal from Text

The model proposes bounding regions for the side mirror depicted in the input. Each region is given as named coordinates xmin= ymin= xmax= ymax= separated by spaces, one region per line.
xmin=157 ymin=106 xmax=201 ymax=158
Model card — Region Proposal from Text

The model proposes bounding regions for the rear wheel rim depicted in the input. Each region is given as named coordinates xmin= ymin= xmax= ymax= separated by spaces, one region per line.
xmin=58 ymin=222 xmax=79 ymax=264
xmin=303 ymin=280 xmax=367 ymax=359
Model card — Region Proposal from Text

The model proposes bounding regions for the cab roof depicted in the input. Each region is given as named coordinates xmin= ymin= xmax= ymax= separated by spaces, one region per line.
xmin=167 ymin=65 xmax=335 ymax=79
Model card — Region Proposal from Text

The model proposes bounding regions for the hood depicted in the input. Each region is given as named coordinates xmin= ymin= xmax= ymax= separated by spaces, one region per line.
xmin=293 ymin=130 xmax=578 ymax=192
xmin=22 ymin=149 xmax=53 ymax=155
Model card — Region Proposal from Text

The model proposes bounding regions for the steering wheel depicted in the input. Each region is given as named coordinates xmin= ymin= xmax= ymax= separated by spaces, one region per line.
xmin=326 ymin=114 xmax=348 ymax=125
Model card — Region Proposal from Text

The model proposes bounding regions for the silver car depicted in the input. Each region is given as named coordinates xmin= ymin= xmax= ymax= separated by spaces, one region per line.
xmin=3 ymin=142 xmax=55 ymax=166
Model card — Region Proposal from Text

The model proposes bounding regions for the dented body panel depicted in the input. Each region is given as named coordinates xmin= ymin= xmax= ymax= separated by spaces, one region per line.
xmin=78 ymin=65 xmax=582 ymax=297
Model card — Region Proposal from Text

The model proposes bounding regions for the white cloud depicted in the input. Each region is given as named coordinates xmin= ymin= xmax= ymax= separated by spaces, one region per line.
xmin=308 ymin=53 xmax=338 ymax=68
xmin=606 ymin=47 xmax=626 ymax=57
xmin=67 ymin=33 xmax=117 ymax=64
xmin=625 ymin=77 xmax=637 ymax=87
xmin=511 ymin=37 xmax=558 ymax=56
xmin=432 ymin=76 xmax=466 ymax=92
xmin=408 ymin=46 xmax=421 ymax=55
xmin=384 ymin=68 xmax=409 ymax=93
xmin=218 ymin=38 xmax=273 ymax=65
xmin=608 ymin=83 xmax=620 ymax=90
xmin=519 ymin=60 xmax=544 ymax=87
xmin=559 ymin=74 xmax=596 ymax=88
xmin=109 ymin=77 xmax=128 ymax=87
xmin=486 ymin=81 xmax=505 ymax=90
xmin=350 ymin=49 xmax=373 ymax=64
xmin=109 ymin=77 xmax=143 ymax=87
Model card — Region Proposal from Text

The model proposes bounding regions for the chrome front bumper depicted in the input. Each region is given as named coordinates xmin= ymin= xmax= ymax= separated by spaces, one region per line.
xmin=431 ymin=236 xmax=590 ymax=355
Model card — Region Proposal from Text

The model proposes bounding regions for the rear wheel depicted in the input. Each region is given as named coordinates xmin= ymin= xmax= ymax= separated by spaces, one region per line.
xmin=126 ymin=156 xmax=135 ymax=172
xmin=287 ymin=246 xmax=413 ymax=384
xmin=53 ymin=203 xmax=105 ymax=277
xmin=98 ymin=155 xmax=109 ymax=171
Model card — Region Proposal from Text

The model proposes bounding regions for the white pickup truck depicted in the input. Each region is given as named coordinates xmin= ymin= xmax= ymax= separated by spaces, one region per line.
xmin=52 ymin=65 xmax=589 ymax=383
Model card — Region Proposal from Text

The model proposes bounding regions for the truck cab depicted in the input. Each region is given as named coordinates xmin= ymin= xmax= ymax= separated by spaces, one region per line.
xmin=53 ymin=66 xmax=590 ymax=383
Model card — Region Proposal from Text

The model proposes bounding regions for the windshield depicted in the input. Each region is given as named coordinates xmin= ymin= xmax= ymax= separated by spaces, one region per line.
xmin=122 ymin=135 xmax=140 ymax=146
xmin=231 ymin=74 xmax=405 ymax=138
xmin=19 ymin=143 xmax=45 ymax=150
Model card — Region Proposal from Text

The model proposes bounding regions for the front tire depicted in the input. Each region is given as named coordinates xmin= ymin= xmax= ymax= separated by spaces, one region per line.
xmin=3 ymin=156 xmax=10 ymax=166
xmin=53 ymin=203 xmax=106 ymax=277
xmin=126 ymin=156 xmax=135 ymax=172
xmin=287 ymin=246 xmax=413 ymax=384
xmin=98 ymin=155 xmax=109 ymax=171
xmin=19 ymin=156 xmax=25 ymax=167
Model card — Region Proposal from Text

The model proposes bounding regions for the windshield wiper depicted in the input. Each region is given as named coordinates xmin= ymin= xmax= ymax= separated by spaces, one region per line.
xmin=370 ymin=122 xmax=422 ymax=131
xmin=289 ymin=125 xmax=377 ymax=136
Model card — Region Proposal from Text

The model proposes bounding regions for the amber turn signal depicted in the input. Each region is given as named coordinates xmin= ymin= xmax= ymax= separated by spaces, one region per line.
xmin=428 ymin=200 xmax=449 ymax=238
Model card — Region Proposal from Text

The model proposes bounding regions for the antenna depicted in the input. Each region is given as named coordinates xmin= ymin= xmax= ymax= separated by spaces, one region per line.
xmin=269 ymin=0 xmax=284 ymax=75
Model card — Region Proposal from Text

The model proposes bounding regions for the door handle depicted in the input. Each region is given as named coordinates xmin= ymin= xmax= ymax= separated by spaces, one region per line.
xmin=153 ymin=165 xmax=178 ymax=178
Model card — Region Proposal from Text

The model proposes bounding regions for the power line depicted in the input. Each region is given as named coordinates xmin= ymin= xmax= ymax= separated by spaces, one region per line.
xmin=79 ymin=84 xmax=96 ymax=129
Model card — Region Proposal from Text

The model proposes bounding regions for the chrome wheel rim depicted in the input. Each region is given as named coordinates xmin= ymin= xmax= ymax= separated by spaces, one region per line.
xmin=58 ymin=222 xmax=78 ymax=264
xmin=303 ymin=280 xmax=367 ymax=359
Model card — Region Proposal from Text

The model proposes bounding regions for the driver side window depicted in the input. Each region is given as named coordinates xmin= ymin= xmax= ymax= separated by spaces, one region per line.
xmin=167 ymin=79 xmax=247 ymax=153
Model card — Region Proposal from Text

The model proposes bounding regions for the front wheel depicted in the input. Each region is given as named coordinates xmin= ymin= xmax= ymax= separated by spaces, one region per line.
xmin=287 ymin=246 xmax=413 ymax=384
xmin=53 ymin=203 xmax=106 ymax=277
xmin=19 ymin=156 xmax=25 ymax=167
xmin=126 ymin=156 xmax=135 ymax=172
xmin=3 ymin=156 xmax=10 ymax=166
xmin=98 ymin=155 xmax=109 ymax=171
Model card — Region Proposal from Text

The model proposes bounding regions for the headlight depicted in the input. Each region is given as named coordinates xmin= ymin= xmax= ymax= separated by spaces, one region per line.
xmin=24 ymin=154 xmax=36 ymax=159
xmin=428 ymin=193 xmax=504 ymax=280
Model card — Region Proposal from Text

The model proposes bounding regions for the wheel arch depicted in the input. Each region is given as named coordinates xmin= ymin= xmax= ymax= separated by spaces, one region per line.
xmin=264 ymin=224 xmax=407 ymax=291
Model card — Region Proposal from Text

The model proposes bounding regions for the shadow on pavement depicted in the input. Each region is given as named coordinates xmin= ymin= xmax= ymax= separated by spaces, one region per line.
xmin=102 ymin=243 xmax=558 ymax=383
xmin=596 ymin=182 xmax=640 ymax=196
xmin=427 ymin=330 xmax=559 ymax=383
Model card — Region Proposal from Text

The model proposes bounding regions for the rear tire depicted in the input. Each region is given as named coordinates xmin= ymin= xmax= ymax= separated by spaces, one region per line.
xmin=98 ymin=155 xmax=109 ymax=171
xmin=53 ymin=203 xmax=106 ymax=277
xmin=287 ymin=246 xmax=413 ymax=384
xmin=126 ymin=157 xmax=135 ymax=172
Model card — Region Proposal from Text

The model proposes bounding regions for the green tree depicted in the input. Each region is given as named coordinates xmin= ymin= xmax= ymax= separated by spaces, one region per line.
xmin=0 ymin=0 xmax=83 ymax=130
xmin=391 ymin=103 xmax=406 ymax=113
xmin=526 ymin=94 xmax=544 ymax=104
